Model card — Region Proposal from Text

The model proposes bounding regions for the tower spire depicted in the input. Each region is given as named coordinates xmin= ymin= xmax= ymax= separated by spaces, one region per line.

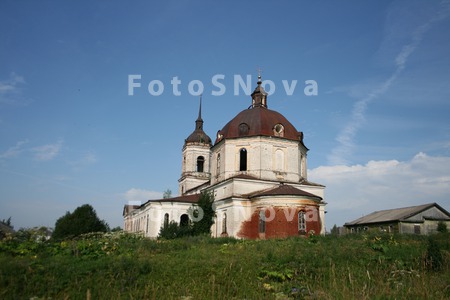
xmin=195 ymin=95 xmax=203 ymax=130
xmin=257 ymin=67 xmax=262 ymax=84
xmin=251 ymin=69 xmax=267 ymax=108
xmin=197 ymin=94 xmax=202 ymax=121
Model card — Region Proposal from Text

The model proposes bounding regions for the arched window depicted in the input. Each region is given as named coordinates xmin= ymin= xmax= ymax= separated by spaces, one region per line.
xmin=222 ymin=213 xmax=227 ymax=234
xmin=239 ymin=148 xmax=247 ymax=171
xmin=197 ymin=156 xmax=204 ymax=172
xmin=259 ymin=210 xmax=266 ymax=233
xmin=298 ymin=211 xmax=306 ymax=233
xmin=217 ymin=153 xmax=221 ymax=176
xmin=180 ymin=214 xmax=189 ymax=227
xmin=275 ymin=149 xmax=284 ymax=171
xmin=164 ymin=213 xmax=169 ymax=229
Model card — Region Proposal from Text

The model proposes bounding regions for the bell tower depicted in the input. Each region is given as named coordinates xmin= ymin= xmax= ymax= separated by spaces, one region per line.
xmin=178 ymin=97 xmax=212 ymax=195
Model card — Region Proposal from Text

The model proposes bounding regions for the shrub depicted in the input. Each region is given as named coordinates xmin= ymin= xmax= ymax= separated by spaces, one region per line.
xmin=437 ymin=221 xmax=448 ymax=233
xmin=52 ymin=204 xmax=109 ymax=240
xmin=158 ymin=221 xmax=192 ymax=239
xmin=425 ymin=236 xmax=443 ymax=271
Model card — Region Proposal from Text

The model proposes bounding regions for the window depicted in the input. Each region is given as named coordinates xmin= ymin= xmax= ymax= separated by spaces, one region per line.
xmin=259 ymin=210 xmax=266 ymax=233
xmin=273 ymin=123 xmax=284 ymax=137
xmin=197 ymin=156 xmax=204 ymax=172
xmin=238 ymin=123 xmax=249 ymax=136
xmin=217 ymin=153 xmax=221 ymax=175
xmin=298 ymin=211 xmax=306 ymax=233
xmin=239 ymin=148 xmax=247 ymax=171
xmin=180 ymin=214 xmax=189 ymax=227
xmin=414 ymin=224 xmax=421 ymax=234
xmin=275 ymin=149 xmax=284 ymax=171
xmin=164 ymin=213 xmax=169 ymax=229
xmin=222 ymin=213 xmax=227 ymax=234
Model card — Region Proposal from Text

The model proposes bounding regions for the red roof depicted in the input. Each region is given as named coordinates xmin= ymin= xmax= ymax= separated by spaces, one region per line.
xmin=246 ymin=184 xmax=322 ymax=200
xmin=215 ymin=106 xmax=304 ymax=144
xmin=151 ymin=193 xmax=200 ymax=204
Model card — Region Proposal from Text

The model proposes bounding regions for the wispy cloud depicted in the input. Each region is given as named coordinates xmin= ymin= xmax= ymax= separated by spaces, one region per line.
xmin=69 ymin=151 xmax=97 ymax=170
xmin=32 ymin=140 xmax=63 ymax=161
xmin=310 ymin=152 xmax=450 ymax=226
xmin=0 ymin=72 xmax=28 ymax=105
xmin=328 ymin=1 xmax=450 ymax=165
xmin=0 ymin=140 xmax=29 ymax=159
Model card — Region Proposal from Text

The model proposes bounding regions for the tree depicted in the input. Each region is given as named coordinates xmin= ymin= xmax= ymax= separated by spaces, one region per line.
xmin=330 ymin=224 xmax=339 ymax=236
xmin=163 ymin=189 xmax=172 ymax=199
xmin=190 ymin=191 xmax=215 ymax=235
xmin=157 ymin=191 xmax=215 ymax=239
xmin=111 ymin=226 xmax=123 ymax=232
xmin=1 ymin=217 xmax=12 ymax=228
xmin=52 ymin=204 xmax=109 ymax=240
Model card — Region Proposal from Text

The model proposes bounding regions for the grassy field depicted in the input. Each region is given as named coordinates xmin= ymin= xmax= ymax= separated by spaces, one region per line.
xmin=0 ymin=231 xmax=449 ymax=299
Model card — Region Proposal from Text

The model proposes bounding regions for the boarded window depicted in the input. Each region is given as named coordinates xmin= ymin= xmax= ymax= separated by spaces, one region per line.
xmin=238 ymin=123 xmax=249 ymax=136
xmin=275 ymin=149 xmax=284 ymax=171
xmin=298 ymin=211 xmax=306 ymax=233
xmin=414 ymin=224 xmax=421 ymax=234
xmin=259 ymin=210 xmax=266 ymax=233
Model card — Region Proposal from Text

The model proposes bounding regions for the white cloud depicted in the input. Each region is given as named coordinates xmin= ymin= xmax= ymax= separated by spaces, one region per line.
xmin=309 ymin=152 xmax=450 ymax=227
xmin=328 ymin=1 xmax=450 ymax=165
xmin=124 ymin=188 xmax=163 ymax=205
xmin=0 ymin=140 xmax=29 ymax=159
xmin=32 ymin=140 xmax=63 ymax=161
xmin=0 ymin=72 xmax=27 ymax=105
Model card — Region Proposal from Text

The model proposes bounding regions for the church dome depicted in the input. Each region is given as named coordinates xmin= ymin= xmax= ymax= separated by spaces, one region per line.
xmin=215 ymin=107 xmax=303 ymax=144
xmin=185 ymin=97 xmax=212 ymax=145
xmin=186 ymin=128 xmax=212 ymax=144
xmin=214 ymin=75 xmax=304 ymax=145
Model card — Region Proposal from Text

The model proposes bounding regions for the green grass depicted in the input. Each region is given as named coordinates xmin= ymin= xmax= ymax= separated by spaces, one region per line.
xmin=0 ymin=232 xmax=449 ymax=299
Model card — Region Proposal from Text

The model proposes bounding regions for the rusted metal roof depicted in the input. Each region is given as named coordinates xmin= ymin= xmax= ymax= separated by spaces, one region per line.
xmin=215 ymin=106 xmax=304 ymax=144
xmin=150 ymin=193 xmax=200 ymax=204
xmin=185 ymin=97 xmax=212 ymax=145
xmin=246 ymin=184 xmax=322 ymax=200
xmin=344 ymin=203 xmax=450 ymax=226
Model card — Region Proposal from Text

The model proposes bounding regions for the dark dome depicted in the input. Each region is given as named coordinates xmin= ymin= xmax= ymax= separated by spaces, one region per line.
xmin=214 ymin=106 xmax=303 ymax=144
xmin=184 ymin=97 xmax=212 ymax=146
xmin=186 ymin=129 xmax=212 ymax=145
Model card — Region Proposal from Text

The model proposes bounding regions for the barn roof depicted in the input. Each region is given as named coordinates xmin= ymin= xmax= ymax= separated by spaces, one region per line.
xmin=344 ymin=203 xmax=450 ymax=226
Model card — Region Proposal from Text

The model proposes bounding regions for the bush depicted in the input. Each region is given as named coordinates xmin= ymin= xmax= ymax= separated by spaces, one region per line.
xmin=52 ymin=204 xmax=109 ymax=240
xmin=437 ymin=221 xmax=448 ymax=233
xmin=158 ymin=221 xmax=192 ymax=239
xmin=425 ymin=236 xmax=443 ymax=271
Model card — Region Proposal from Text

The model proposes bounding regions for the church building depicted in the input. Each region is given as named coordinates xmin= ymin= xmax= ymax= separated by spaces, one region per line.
xmin=123 ymin=75 xmax=326 ymax=239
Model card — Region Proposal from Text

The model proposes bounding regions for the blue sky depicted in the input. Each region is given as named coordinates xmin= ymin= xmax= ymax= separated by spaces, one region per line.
xmin=1 ymin=0 xmax=449 ymax=230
